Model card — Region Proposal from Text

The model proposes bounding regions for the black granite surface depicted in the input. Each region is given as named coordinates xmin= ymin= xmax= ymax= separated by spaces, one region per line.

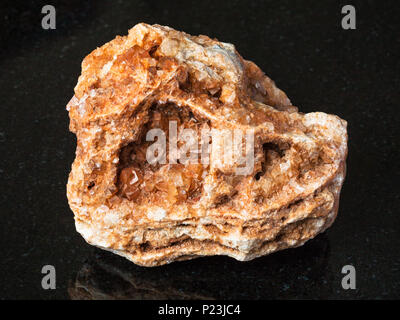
xmin=0 ymin=0 xmax=399 ymax=299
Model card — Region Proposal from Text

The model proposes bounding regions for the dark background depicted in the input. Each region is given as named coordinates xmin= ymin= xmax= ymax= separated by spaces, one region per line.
xmin=0 ymin=0 xmax=399 ymax=299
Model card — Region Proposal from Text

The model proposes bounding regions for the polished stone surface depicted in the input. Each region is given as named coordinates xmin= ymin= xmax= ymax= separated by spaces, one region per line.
xmin=0 ymin=0 xmax=399 ymax=299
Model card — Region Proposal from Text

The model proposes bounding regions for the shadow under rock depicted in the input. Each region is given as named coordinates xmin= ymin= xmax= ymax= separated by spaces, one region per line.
xmin=69 ymin=234 xmax=331 ymax=300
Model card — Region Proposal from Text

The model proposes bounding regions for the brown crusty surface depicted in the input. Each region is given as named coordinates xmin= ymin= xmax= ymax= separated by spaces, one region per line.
xmin=66 ymin=23 xmax=348 ymax=266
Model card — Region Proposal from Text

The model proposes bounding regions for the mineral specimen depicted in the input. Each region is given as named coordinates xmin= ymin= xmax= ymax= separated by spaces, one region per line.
xmin=66 ymin=23 xmax=348 ymax=266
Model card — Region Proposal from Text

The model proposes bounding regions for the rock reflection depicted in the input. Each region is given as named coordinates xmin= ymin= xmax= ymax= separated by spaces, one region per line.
xmin=69 ymin=234 xmax=330 ymax=300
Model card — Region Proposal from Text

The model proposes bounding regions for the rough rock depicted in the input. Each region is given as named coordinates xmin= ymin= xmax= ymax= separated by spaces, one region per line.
xmin=66 ymin=23 xmax=348 ymax=266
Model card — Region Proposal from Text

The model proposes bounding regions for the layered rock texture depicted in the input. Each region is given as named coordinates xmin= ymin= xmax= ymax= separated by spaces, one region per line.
xmin=66 ymin=23 xmax=348 ymax=266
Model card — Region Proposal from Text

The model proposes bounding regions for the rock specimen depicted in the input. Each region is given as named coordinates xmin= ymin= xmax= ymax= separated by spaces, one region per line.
xmin=66 ymin=23 xmax=348 ymax=267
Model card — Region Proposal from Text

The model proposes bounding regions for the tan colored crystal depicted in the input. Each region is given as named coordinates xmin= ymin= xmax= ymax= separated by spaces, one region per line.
xmin=66 ymin=23 xmax=348 ymax=266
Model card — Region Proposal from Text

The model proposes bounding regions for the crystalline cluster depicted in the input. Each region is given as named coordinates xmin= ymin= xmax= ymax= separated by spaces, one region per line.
xmin=67 ymin=23 xmax=347 ymax=266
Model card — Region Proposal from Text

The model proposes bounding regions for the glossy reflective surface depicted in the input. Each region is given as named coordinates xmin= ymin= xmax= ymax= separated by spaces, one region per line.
xmin=1 ymin=0 xmax=399 ymax=299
